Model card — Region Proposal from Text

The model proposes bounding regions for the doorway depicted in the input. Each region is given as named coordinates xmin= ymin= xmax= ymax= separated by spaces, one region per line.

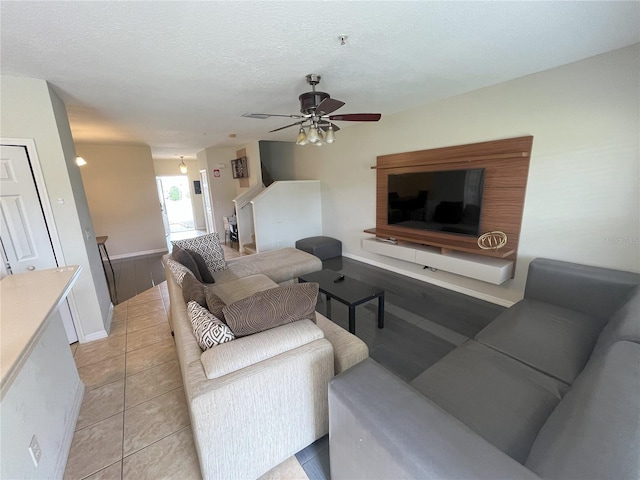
xmin=0 ymin=142 xmax=78 ymax=343
xmin=156 ymin=176 xmax=195 ymax=234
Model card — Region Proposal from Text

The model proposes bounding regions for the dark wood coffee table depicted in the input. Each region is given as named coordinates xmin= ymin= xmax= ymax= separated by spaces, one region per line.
xmin=299 ymin=270 xmax=384 ymax=335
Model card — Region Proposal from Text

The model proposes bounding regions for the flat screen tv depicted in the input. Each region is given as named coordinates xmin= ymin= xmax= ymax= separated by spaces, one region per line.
xmin=387 ymin=168 xmax=485 ymax=237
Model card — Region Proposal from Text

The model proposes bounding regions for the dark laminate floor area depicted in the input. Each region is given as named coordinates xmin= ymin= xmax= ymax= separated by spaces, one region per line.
xmin=296 ymin=256 xmax=505 ymax=480
xmin=103 ymin=253 xmax=166 ymax=305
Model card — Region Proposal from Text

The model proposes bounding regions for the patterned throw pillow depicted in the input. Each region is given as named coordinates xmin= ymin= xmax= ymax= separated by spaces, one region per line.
xmin=187 ymin=301 xmax=235 ymax=350
xmin=172 ymin=233 xmax=226 ymax=273
xmin=223 ymin=283 xmax=319 ymax=337
xmin=167 ymin=258 xmax=194 ymax=286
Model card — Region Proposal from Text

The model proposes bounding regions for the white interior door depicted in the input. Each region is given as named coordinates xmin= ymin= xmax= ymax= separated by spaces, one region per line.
xmin=200 ymin=169 xmax=215 ymax=234
xmin=0 ymin=144 xmax=78 ymax=343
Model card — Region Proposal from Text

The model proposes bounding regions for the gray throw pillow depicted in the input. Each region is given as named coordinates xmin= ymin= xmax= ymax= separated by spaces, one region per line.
xmin=187 ymin=250 xmax=216 ymax=284
xmin=182 ymin=274 xmax=207 ymax=308
xmin=172 ymin=245 xmax=203 ymax=282
xmin=223 ymin=283 xmax=319 ymax=337
xmin=204 ymin=286 xmax=226 ymax=322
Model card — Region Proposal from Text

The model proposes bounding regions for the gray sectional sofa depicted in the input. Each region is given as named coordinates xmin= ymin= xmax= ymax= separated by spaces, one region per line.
xmin=329 ymin=258 xmax=640 ymax=479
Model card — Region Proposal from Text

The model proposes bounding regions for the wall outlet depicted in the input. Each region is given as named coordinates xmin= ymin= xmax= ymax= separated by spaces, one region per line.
xmin=29 ymin=435 xmax=42 ymax=467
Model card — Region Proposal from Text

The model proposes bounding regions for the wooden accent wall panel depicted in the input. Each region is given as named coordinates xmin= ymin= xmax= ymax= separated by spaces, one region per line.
xmin=373 ymin=136 xmax=533 ymax=265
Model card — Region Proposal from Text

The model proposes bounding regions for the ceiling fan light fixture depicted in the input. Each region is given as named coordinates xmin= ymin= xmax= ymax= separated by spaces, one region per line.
xmin=178 ymin=156 xmax=188 ymax=174
xmin=296 ymin=127 xmax=308 ymax=145
xmin=75 ymin=155 xmax=87 ymax=166
xmin=325 ymin=126 xmax=336 ymax=144
xmin=308 ymin=125 xmax=320 ymax=143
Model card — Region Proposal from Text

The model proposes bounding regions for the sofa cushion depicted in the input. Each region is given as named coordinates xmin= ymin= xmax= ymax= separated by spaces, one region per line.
xmin=223 ymin=283 xmax=319 ymax=337
xmin=212 ymin=247 xmax=321 ymax=285
xmin=200 ymin=319 xmax=324 ymax=379
xmin=204 ymin=287 xmax=226 ymax=321
xmin=410 ymin=340 xmax=568 ymax=464
xmin=525 ymin=341 xmax=640 ymax=479
xmin=172 ymin=232 xmax=226 ymax=273
xmin=182 ymin=274 xmax=207 ymax=308
xmin=593 ymin=285 xmax=640 ymax=355
xmin=172 ymin=245 xmax=203 ymax=282
xmin=166 ymin=258 xmax=194 ymax=286
xmin=476 ymin=299 xmax=604 ymax=384
xmin=187 ymin=301 xmax=234 ymax=350
xmin=210 ymin=274 xmax=278 ymax=305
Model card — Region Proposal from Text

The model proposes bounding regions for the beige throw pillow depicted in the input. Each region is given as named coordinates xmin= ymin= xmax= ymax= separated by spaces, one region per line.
xmin=223 ymin=282 xmax=319 ymax=337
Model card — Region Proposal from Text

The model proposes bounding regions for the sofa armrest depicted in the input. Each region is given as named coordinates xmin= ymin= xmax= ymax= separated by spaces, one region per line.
xmin=329 ymin=358 xmax=541 ymax=480
xmin=200 ymin=319 xmax=324 ymax=379
xmin=524 ymin=258 xmax=640 ymax=319
xmin=316 ymin=314 xmax=368 ymax=374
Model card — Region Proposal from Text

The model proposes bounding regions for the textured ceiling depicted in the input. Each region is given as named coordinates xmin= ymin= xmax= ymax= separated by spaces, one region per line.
xmin=1 ymin=1 xmax=638 ymax=159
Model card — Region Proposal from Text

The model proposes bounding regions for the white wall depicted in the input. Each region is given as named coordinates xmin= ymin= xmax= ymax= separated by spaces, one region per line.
xmin=252 ymin=181 xmax=322 ymax=252
xmin=153 ymin=157 xmax=206 ymax=230
xmin=197 ymin=146 xmax=237 ymax=236
xmin=1 ymin=310 xmax=84 ymax=479
xmin=1 ymin=75 xmax=111 ymax=339
xmin=77 ymin=144 xmax=168 ymax=258
xmin=261 ymin=45 xmax=640 ymax=305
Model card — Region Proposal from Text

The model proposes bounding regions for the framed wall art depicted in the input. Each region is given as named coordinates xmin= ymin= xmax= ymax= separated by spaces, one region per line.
xmin=231 ymin=157 xmax=248 ymax=179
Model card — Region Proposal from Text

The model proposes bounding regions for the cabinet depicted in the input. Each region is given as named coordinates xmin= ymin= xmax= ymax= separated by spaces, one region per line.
xmin=362 ymin=238 xmax=513 ymax=285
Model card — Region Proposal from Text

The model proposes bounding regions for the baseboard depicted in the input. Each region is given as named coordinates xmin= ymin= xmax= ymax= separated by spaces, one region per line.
xmin=53 ymin=377 xmax=84 ymax=479
xmin=83 ymin=329 xmax=108 ymax=343
xmin=110 ymin=248 xmax=168 ymax=260
xmin=342 ymin=252 xmax=515 ymax=308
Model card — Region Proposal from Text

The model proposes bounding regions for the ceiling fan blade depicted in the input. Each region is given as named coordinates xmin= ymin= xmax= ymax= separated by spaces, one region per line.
xmin=268 ymin=120 xmax=304 ymax=133
xmin=315 ymin=98 xmax=345 ymax=116
xmin=329 ymin=113 xmax=382 ymax=122
xmin=242 ymin=113 xmax=303 ymax=119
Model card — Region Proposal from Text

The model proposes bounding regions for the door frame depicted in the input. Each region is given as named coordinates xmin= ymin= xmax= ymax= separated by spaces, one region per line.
xmin=1 ymin=137 xmax=84 ymax=341
xmin=200 ymin=169 xmax=216 ymax=234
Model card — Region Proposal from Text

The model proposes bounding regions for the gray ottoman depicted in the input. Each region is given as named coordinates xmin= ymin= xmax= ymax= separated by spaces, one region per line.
xmin=296 ymin=236 xmax=342 ymax=260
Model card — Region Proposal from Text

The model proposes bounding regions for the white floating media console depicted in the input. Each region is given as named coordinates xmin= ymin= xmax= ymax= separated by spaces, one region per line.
xmin=362 ymin=237 xmax=513 ymax=285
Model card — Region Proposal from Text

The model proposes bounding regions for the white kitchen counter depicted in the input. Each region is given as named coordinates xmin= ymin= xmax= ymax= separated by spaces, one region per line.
xmin=0 ymin=265 xmax=81 ymax=399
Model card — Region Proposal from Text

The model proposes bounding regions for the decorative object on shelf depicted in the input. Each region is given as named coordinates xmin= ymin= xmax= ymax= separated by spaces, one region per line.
xmin=75 ymin=156 xmax=87 ymax=166
xmin=242 ymin=74 xmax=381 ymax=146
xmin=477 ymin=231 xmax=508 ymax=250
xmin=231 ymin=157 xmax=248 ymax=179
xmin=178 ymin=156 xmax=188 ymax=174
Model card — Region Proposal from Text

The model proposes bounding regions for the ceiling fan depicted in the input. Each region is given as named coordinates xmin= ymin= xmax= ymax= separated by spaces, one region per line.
xmin=242 ymin=74 xmax=381 ymax=145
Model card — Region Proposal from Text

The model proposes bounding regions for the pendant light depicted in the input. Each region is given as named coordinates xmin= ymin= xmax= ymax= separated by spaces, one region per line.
xmin=75 ymin=156 xmax=87 ymax=166
xmin=178 ymin=156 xmax=188 ymax=174
xmin=324 ymin=125 xmax=336 ymax=144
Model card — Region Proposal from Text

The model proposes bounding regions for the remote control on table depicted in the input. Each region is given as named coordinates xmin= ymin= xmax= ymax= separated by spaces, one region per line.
xmin=334 ymin=274 xmax=345 ymax=283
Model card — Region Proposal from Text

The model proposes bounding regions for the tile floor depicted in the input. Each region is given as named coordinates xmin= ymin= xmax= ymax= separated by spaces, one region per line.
xmin=65 ymin=281 xmax=307 ymax=480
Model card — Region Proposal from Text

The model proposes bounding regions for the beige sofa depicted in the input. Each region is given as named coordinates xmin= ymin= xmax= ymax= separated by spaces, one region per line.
xmin=164 ymin=248 xmax=368 ymax=479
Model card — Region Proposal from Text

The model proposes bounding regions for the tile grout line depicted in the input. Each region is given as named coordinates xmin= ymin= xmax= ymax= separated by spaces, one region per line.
xmin=121 ymin=298 xmax=129 ymax=475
